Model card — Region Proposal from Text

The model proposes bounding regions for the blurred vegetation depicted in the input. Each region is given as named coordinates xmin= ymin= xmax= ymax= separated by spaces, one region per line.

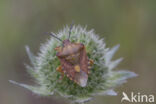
xmin=0 ymin=0 xmax=155 ymax=104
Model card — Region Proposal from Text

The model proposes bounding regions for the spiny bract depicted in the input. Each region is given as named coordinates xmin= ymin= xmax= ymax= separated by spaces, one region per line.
xmin=10 ymin=25 xmax=137 ymax=104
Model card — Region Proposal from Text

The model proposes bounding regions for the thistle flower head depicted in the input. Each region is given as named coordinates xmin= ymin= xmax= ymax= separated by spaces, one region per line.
xmin=10 ymin=25 xmax=137 ymax=104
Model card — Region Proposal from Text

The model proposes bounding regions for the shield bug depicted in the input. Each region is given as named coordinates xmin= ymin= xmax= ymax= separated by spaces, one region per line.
xmin=49 ymin=24 xmax=93 ymax=87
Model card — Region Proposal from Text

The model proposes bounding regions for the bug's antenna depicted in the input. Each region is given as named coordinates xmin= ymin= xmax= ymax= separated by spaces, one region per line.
xmin=68 ymin=21 xmax=74 ymax=40
xmin=49 ymin=32 xmax=63 ymax=42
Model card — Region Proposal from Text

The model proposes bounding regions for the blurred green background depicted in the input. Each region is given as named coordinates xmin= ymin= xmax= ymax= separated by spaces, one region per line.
xmin=0 ymin=0 xmax=155 ymax=104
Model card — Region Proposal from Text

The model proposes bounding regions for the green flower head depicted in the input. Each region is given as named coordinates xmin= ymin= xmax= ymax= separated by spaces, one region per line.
xmin=10 ymin=25 xmax=137 ymax=104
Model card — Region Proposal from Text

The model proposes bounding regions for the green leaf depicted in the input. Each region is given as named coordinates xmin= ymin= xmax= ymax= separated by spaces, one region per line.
xmin=25 ymin=45 xmax=36 ymax=66
xmin=9 ymin=80 xmax=54 ymax=96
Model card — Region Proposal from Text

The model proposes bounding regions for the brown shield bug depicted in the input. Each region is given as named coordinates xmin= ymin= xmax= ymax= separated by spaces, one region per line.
xmin=49 ymin=24 xmax=93 ymax=87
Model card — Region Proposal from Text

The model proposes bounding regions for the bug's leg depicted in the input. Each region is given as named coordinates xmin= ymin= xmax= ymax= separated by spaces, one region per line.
xmin=88 ymin=59 xmax=94 ymax=74
xmin=56 ymin=65 xmax=64 ymax=80
xmin=55 ymin=47 xmax=62 ymax=52
xmin=88 ymin=59 xmax=94 ymax=66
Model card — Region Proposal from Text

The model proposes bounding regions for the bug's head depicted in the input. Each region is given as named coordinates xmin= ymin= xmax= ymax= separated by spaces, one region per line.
xmin=62 ymin=39 xmax=71 ymax=46
xmin=49 ymin=22 xmax=74 ymax=47
xmin=53 ymin=39 xmax=71 ymax=53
